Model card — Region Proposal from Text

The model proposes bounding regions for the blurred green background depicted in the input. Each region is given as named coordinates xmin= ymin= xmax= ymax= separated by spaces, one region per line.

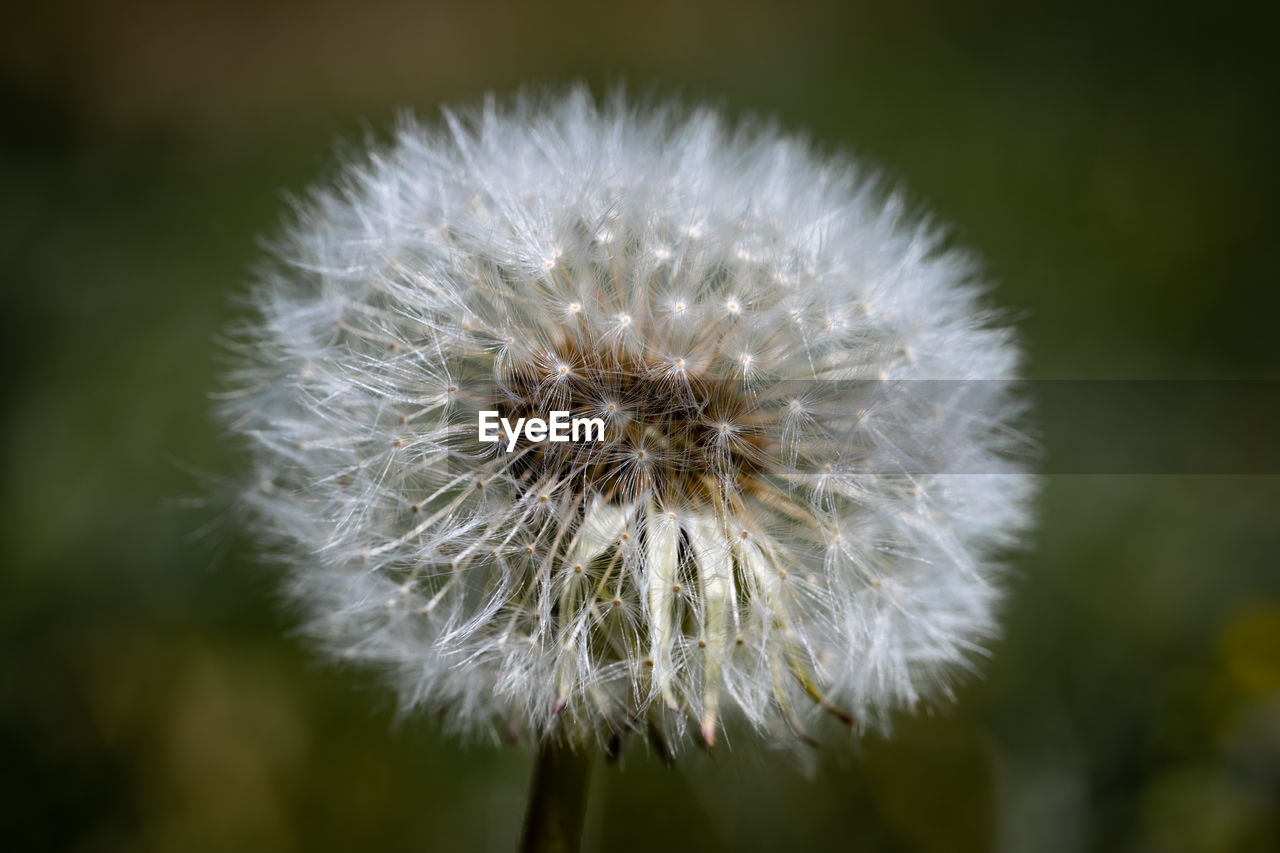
xmin=3 ymin=1 xmax=1278 ymax=851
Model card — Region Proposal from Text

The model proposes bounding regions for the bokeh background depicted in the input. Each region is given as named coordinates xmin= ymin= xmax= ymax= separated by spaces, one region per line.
xmin=3 ymin=2 xmax=1278 ymax=851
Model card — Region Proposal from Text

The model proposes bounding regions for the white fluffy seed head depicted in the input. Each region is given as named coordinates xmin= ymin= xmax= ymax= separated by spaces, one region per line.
xmin=222 ymin=88 xmax=1033 ymax=753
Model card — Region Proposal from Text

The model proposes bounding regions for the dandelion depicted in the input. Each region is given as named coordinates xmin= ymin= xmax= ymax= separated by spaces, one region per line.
xmin=222 ymin=88 xmax=1032 ymax=850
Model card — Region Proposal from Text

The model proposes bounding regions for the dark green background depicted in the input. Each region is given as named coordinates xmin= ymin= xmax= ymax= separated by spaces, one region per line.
xmin=3 ymin=2 xmax=1278 ymax=850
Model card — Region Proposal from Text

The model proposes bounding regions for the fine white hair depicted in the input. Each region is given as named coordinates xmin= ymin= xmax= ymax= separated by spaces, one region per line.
xmin=223 ymin=87 xmax=1033 ymax=753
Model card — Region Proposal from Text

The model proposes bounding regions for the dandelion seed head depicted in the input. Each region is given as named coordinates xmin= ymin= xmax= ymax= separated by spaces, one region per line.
xmin=223 ymin=88 xmax=1033 ymax=752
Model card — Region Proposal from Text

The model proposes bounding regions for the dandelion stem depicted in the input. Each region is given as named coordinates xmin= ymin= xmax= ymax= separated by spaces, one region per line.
xmin=519 ymin=740 xmax=593 ymax=853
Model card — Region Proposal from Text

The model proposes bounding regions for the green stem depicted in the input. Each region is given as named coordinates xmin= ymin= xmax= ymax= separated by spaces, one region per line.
xmin=519 ymin=740 xmax=594 ymax=853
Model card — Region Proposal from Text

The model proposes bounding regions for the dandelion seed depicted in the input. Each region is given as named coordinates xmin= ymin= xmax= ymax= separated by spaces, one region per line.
xmin=222 ymin=87 xmax=1033 ymax=763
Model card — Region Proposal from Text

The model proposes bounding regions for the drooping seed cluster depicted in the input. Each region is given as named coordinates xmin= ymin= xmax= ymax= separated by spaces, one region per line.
xmin=223 ymin=89 xmax=1033 ymax=753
